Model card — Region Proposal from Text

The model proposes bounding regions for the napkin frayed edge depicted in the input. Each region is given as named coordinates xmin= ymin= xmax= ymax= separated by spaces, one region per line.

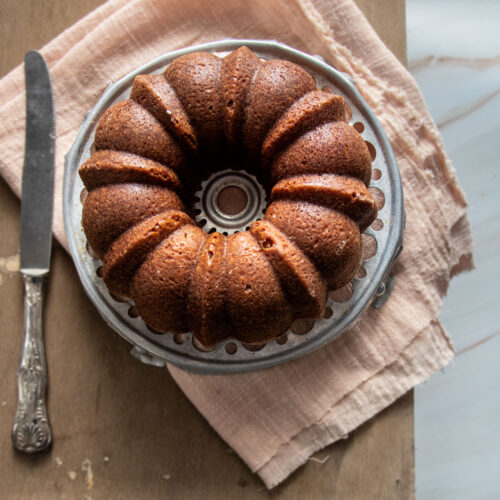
xmin=256 ymin=318 xmax=453 ymax=488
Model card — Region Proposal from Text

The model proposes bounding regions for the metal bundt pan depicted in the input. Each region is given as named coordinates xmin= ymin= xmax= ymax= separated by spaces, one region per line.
xmin=63 ymin=39 xmax=405 ymax=374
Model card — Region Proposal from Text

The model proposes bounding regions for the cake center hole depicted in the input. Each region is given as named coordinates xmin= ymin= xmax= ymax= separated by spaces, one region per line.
xmin=217 ymin=186 xmax=248 ymax=216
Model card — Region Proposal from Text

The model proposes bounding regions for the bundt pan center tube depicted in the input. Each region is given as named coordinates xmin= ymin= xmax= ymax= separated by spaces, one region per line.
xmin=64 ymin=39 xmax=404 ymax=374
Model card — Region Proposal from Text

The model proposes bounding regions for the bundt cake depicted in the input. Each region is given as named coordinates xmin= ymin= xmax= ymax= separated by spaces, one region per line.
xmin=79 ymin=46 xmax=377 ymax=348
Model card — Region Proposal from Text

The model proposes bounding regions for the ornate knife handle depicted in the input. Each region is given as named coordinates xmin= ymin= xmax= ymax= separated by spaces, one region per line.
xmin=12 ymin=273 xmax=52 ymax=453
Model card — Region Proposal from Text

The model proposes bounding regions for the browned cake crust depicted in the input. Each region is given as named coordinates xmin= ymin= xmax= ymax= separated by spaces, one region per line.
xmin=94 ymin=100 xmax=187 ymax=174
xmin=250 ymin=220 xmax=327 ymax=318
xmin=131 ymin=74 xmax=198 ymax=152
xmin=265 ymin=200 xmax=362 ymax=290
xmin=165 ymin=52 xmax=224 ymax=148
xmin=243 ymin=60 xmax=317 ymax=154
xmin=103 ymin=210 xmax=194 ymax=298
xmin=224 ymin=232 xmax=293 ymax=343
xmin=271 ymin=121 xmax=372 ymax=186
xmin=186 ymin=232 xmax=229 ymax=347
xmin=131 ymin=225 xmax=206 ymax=333
xmin=79 ymin=150 xmax=182 ymax=191
xmin=271 ymin=174 xmax=377 ymax=232
xmin=82 ymin=183 xmax=184 ymax=259
xmin=262 ymin=91 xmax=347 ymax=161
xmin=79 ymin=46 xmax=379 ymax=347
xmin=220 ymin=46 xmax=261 ymax=146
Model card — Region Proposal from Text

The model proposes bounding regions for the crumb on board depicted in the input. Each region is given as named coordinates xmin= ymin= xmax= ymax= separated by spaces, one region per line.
xmin=55 ymin=457 xmax=63 ymax=468
xmin=0 ymin=254 xmax=20 ymax=274
xmin=104 ymin=456 xmax=110 ymax=463
xmin=82 ymin=458 xmax=94 ymax=490
xmin=162 ymin=473 xmax=171 ymax=481
xmin=308 ymin=455 xmax=330 ymax=465
xmin=0 ymin=254 xmax=21 ymax=287
xmin=67 ymin=471 xmax=77 ymax=481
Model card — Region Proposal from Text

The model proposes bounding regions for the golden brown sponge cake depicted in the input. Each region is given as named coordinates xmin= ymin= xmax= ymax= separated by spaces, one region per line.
xmin=186 ymin=232 xmax=229 ymax=346
xmin=102 ymin=210 xmax=194 ymax=298
xmin=165 ymin=52 xmax=224 ymax=149
xmin=271 ymin=121 xmax=373 ymax=185
xmin=262 ymin=91 xmax=347 ymax=161
xmin=224 ymin=231 xmax=293 ymax=344
xmin=82 ymin=183 xmax=184 ymax=259
xmin=243 ymin=59 xmax=316 ymax=154
xmin=79 ymin=150 xmax=182 ymax=191
xmin=220 ymin=46 xmax=261 ymax=146
xmin=250 ymin=220 xmax=327 ymax=319
xmin=79 ymin=46 xmax=378 ymax=347
xmin=94 ymin=100 xmax=187 ymax=173
xmin=270 ymin=174 xmax=377 ymax=232
xmin=131 ymin=74 xmax=198 ymax=152
xmin=264 ymin=200 xmax=362 ymax=290
xmin=131 ymin=225 xmax=206 ymax=334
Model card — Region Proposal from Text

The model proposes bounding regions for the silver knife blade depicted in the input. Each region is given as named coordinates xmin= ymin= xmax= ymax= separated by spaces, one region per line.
xmin=20 ymin=51 xmax=55 ymax=275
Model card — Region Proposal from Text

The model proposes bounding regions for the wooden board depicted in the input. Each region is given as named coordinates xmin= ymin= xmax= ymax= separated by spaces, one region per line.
xmin=0 ymin=1 xmax=412 ymax=497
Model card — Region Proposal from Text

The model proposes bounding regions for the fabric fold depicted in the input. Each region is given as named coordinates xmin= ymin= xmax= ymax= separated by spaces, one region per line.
xmin=0 ymin=0 xmax=473 ymax=489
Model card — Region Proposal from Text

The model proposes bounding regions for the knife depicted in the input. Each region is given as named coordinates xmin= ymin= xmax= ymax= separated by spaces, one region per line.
xmin=12 ymin=51 xmax=54 ymax=453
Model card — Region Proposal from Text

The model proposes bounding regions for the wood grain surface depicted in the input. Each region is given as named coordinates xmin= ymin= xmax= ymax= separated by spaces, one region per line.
xmin=0 ymin=0 xmax=412 ymax=498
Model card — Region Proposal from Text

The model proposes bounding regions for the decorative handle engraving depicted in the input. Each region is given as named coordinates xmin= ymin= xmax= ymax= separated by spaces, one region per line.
xmin=12 ymin=274 xmax=52 ymax=453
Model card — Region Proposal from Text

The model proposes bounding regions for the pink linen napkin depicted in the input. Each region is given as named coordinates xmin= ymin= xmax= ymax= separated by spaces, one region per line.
xmin=0 ymin=0 xmax=473 ymax=488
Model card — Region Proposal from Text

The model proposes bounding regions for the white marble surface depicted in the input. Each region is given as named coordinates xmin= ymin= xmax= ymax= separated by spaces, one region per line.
xmin=407 ymin=1 xmax=500 ymax=498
